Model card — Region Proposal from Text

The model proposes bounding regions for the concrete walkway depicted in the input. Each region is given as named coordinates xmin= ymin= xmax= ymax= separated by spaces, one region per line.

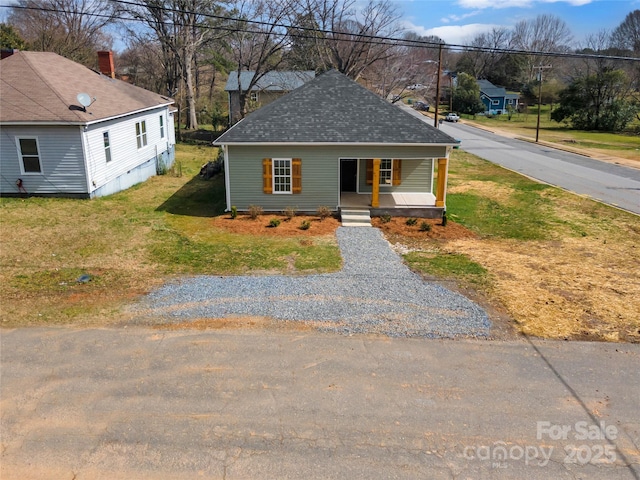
xmin=1 ymin=327 xmax=639 ymax=479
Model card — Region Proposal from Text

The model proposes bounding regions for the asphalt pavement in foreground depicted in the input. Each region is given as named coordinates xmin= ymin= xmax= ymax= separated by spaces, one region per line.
xmin=1 ymin=327 xmax=638 ymax=479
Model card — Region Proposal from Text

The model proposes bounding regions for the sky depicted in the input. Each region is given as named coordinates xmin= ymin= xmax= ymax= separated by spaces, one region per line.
xmin=394 ymin=0 xmax=639 ymax=47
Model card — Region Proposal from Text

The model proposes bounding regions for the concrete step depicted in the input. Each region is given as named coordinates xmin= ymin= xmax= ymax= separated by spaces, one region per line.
xmin=340 ymin=209 xmax=371 ymax=227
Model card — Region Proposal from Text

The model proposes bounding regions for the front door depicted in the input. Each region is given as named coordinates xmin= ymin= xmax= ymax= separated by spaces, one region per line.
xmin=340 ymin=159 xmax=357 ymax=192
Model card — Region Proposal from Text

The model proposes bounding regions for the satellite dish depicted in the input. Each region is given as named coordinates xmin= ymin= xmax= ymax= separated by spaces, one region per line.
xmin=76 ymin=93 xmax=93 ymax=109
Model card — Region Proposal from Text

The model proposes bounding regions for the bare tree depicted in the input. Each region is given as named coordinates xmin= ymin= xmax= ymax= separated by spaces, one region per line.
xmin=7 ymin=0 xmax=117 ymax=66
xmin=227 ymin=0 xmax=294 ymax=121
xmin=611 ymin=9 xmax=640 ymax=55
xmin=512 ymin=14 xmax=573 ymax=81
xmin=297 ymin=0 xmax=401 ymax=80
xmin=123 ymin=0 xmax=227 ymax=129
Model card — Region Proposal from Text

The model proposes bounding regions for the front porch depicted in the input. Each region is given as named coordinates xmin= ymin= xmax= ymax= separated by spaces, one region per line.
xmin=339 ymin=192 xmax=444 ymax=219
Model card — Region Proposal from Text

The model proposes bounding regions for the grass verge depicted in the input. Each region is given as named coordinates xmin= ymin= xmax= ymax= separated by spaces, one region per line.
xmin=400 ymin=150 xmax=640 ymax=342
xmin=0 ymin=144 xmax=341 ymax=327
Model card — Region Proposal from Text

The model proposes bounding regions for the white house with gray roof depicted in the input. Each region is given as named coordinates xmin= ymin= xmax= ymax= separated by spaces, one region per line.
xmin=0 ymin=51 xmax=175 ymax=198
xmin=225 ymin=70 xmax=315 ymax=125
xmin=215 ymin=70 xmax=459 ymax=218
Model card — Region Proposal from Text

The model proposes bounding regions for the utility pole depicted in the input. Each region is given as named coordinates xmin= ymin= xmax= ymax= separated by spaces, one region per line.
xmin=434 ymin=43 xmax=443 ymax=128
xmin=534 ymin=65 xmax=552 ymax=143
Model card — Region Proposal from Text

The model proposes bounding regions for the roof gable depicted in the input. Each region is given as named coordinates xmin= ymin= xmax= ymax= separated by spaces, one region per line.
xmin=0 ymin=52 xmax=173 ymax=124
xmin=224 ymin=71 xmax=316 ymax=92
xmin=478 ymin=79 xmax=507 ymax=98
xmin=216 ymin=70 xmax=457 ymax=145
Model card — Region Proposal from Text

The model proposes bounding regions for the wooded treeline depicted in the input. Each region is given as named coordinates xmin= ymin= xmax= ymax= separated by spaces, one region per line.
xmin=2 ymin=2 xmax=639 ymax=132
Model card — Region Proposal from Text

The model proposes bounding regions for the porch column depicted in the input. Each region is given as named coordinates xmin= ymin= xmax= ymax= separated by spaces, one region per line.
xmin=435 ymin=157 xmax=448 ymax=207
xmin=371 ymin=158 xmax=381 ymax=208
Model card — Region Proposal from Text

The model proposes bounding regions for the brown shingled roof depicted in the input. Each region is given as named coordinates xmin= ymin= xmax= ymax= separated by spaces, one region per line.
xmin=0 ymin=51 xmax=173 ymax=124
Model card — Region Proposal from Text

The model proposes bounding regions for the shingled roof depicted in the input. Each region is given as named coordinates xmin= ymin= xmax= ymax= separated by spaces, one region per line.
xmin=0 ymin=51 xmax=173 ymax=124
xmin=224 ymin=70 xmax=315 ymax=92
xmin=215 ymin=70 xmax=457 ymax=145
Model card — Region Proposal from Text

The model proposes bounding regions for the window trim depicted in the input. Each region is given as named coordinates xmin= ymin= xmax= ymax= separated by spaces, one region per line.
xmin=491 ymin=99 xmax=500 ymax=105
xmin=103 ymin=131 xmax=112 ymax=163
xmin=379 ymin=158 xmax=393 ymax=185
xmin=250 ymin=91 xmax=259 ymax=102
xmin=159 ymin=115 xmax=165 ymax=139
xmin=136 ymin=120 xmax=148 ymax=149
xmin=16 ymin=137 xmax=43 ymax=175
xmin=272 ymin=158 xmax=292 ymax=194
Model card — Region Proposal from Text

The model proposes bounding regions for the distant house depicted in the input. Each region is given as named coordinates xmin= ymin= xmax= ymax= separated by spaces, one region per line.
xmin=478 ymin=79 xmax=519 ymax=115
xmin=214 ymin=70 xmax=458 ymax=218
xmin=225 ymin=70 xmax=315 ymax=125
xmin=0 ymin=51 xmax=175 ymax=198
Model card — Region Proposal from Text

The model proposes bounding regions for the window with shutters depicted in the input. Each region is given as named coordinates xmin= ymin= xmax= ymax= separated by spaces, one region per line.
xmin=379 ymin=159 xmax=392 ymax=185
xmin=366 ymin=159 xmax=402 ymax=186
xmin=16 ymin=137 xmax=42 ymax=174
xmin=263 ymin=158 xmax=301 ymax=194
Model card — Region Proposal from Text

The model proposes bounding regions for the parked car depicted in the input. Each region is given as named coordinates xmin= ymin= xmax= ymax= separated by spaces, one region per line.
xmin=413 ymin=101 xmax=430 ymax=111
xmin=445 ymin=113 xmax=460 ymax=122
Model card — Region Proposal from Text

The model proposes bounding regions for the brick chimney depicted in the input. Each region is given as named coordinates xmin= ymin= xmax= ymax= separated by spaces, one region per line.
xmin=97 ymin=50 xmax=115 ymax=78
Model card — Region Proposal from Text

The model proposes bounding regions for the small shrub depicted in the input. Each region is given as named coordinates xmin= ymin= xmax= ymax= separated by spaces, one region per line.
xmin=268 ymin=218 xmax=281 ymax=228
xmin=299 ymin=220 xmax=311 ymax=230
xmin=283 ymin=206 xmax=297 ymax=220
xmin=405 ymin=218 xmax=417 ymax=226
xmin=316 ymin=205 xmax=332 ymax=221
xmin=248 ymin=205 xmax=263 ymax=220
xmin=230 ymin=206 xmax=238 ymax=219
xmin=419 ymin=221 xmax=432 ymax=232
xmin=380 ymin=214 xmax=392 ymax=223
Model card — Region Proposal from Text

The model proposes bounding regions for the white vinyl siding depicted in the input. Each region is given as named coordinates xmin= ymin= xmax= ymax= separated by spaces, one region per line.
xmin=136 ymin=120 xmax=147 ymax=148
xmin=273 ymin=158 xmax=292 ymax=193
xmin=103 ymin=131 xmax=112 ymax=162
xmin=16 ymin=137 xmax=42 ymax=174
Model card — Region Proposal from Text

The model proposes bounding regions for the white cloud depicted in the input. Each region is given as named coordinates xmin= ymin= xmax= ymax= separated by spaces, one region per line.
xmin=441 ymin=10 xmax=482 ymax=23
xmin=403 ymin=21 xmax=505 ymax=45
xmin=457 ymin=0 xmax=593 ymax=8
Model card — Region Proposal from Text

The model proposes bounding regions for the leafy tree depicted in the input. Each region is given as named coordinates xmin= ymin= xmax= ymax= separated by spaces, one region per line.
xmin=451 ymin=73 xmax=485 ymax=115
xmin=0 ymin=23 xmax=27 ymax=50
xmin=551 ymin=69 xmax=637 ymax=131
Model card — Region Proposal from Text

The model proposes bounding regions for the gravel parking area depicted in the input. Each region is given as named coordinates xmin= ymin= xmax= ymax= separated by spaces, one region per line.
xmin=136 ymin=227 xmax=491 ymax=338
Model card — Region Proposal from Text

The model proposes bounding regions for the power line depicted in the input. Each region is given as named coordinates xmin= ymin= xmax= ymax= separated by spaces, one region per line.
xmin=2 ymin=2 xmax=639 ymax=62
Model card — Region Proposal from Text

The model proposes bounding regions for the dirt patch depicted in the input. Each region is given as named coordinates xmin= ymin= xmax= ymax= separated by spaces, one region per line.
xmin=210 ymin=214 xmax=340 ymax=237
xmin=372 ymin=217 xmax=477 ymax=240
xmin=448 ymin=180 xmax=516 ymax=203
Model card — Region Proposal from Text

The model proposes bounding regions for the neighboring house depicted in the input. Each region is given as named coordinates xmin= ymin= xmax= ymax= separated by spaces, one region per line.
xmin=478 ymin=79 xmax=519 ymax=115
xmin=225 ymin=70 xmax=315 ymax=125
xmin=214 ymin=70 xmax=459 ymax=218
xmin=0 ymin=51 xmax=175 ymax=198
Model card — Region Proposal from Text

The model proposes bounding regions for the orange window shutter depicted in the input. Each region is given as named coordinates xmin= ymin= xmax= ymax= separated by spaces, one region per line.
xmin=292 ymin=158 xmax=302 ymax=194
xmin=392 ymin=159 xmax=402 ymax=185
xmin=366 ymin=159 xmax=373 ymax=185
xmin=263 ymin=158 xmax=272 ymax=194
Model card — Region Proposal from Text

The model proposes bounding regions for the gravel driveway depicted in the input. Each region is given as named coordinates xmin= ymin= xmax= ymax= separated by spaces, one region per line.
xmin=136 ymin=227 xmax=490 ymax=338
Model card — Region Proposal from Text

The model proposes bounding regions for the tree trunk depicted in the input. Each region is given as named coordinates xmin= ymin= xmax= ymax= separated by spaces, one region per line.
xmin=184 ymin=46 xmax=198 ymax=130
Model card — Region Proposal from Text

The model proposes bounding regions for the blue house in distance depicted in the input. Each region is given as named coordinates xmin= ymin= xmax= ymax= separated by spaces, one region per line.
xmin=478 ymin=79 xmax=519 ymax=115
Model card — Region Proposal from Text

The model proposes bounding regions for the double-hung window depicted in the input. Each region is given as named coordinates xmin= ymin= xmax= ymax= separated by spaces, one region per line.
xmin=250 ymin=91 xmax=259 ymax=102
xmin=17 ymin=138 xmax=42 ymax=174
xmin=103 ymin=131 xmax=112 ymax=162
xmin=136 ymin=120 xmax=147 ymax=148
xmin=379 ymin=158 xmax=392 ymax=185
xmin=273 ymin=158 xmax=292 ymax=194
xmin=159 ymin=115 xmax=164 ymax=138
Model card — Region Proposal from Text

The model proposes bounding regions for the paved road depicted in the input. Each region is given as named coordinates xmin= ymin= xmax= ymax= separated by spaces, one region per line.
xmin=402 ymin=105 xmax=640 ymax=215
xmin=1 ymin=327 xmax=639 ymax=479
